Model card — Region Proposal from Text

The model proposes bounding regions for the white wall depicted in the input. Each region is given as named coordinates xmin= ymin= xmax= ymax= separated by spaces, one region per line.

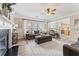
xmin=14 ymin=17 xmax=24 ymax=39
xmin=48 ymin=18 xmax=70 ymax=31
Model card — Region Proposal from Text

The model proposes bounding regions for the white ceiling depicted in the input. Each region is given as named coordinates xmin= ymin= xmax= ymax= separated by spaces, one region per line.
xmin=14 ymin=3 xmax=79 ymax=22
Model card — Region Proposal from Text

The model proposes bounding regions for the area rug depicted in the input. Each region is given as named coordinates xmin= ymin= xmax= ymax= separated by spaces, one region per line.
xmin=27 ymin=40 xmax=63 ymax=56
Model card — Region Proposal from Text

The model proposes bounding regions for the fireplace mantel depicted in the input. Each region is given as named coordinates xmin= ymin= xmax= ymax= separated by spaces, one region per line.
xmin=0 ymin=14 xmax=15 ymax=48
xmin=0 ymin=14 xmax=15 ymax=29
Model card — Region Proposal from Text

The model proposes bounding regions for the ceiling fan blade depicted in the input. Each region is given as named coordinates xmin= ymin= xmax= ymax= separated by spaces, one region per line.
xmin=51 ymin=9 xmax=56 ymax=11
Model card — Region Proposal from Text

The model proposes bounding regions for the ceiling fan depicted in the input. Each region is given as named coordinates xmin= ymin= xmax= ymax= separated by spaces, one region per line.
xmin=42 ymin=8 xmax=56 ymax=16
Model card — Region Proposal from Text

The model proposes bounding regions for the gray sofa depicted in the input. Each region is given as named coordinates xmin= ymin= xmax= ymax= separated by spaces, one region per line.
xmin=63 ymin=44 xmax=79 ymax=56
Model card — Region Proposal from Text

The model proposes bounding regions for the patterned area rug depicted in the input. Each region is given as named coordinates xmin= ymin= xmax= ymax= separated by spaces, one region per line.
xmin=27 ymin=39 xmax=63 ymax=56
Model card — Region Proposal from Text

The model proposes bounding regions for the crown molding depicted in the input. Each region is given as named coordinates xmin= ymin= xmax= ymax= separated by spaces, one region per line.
xmin=48 ymin=12 xmax=79 ymax=23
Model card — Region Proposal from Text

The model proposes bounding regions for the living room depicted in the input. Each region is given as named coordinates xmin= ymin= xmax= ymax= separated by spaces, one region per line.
xmin=0 ymin=3 xmax=79 ymax=56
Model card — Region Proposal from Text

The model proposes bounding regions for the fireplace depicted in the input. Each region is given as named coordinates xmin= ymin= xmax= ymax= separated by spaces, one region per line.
xmin=0 ymin=29 xmax=9 ymax=56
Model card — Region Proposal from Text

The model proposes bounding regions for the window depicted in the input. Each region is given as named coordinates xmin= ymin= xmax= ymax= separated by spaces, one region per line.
xmin=24 ymin=20 xmax=45 ymax=34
